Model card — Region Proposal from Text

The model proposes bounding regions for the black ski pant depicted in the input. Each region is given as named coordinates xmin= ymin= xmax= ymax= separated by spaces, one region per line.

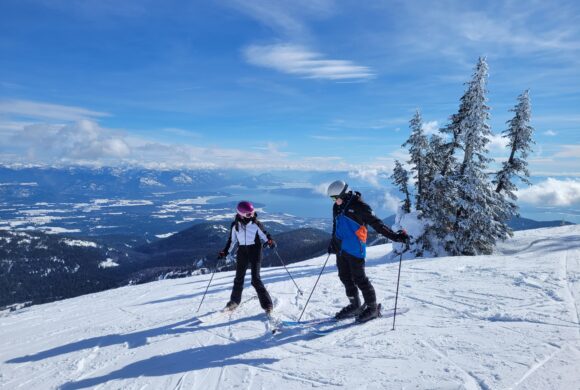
xmin=230 ymin=244 xmax=273 ymax=310
xmin=336 ymin=251 xmax=376 ymax=306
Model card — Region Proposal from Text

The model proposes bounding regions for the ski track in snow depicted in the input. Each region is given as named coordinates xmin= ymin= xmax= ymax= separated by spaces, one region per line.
xmin=1 ymin=225 xmax=579 ymax=389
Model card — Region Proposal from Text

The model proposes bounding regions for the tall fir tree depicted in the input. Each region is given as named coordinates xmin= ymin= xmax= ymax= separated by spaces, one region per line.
xmin=423 ymin=134 xmax=446 ymax=189
xmin=403 ymin=110 xmax=429 ymax=210
xmin=449 ymin=57 xmax=512 ymax=255
xmin=391 ymin=160 xmax=412 ymax=213
xmin=494 ymin=90 xmax=534 ymax=199
xmin=420 ymin=57 xmax=512 ymax=255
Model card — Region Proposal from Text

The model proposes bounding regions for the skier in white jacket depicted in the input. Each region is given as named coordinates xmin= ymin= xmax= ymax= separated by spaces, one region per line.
xmin=218 ymin=201 xmax=276 ymax=313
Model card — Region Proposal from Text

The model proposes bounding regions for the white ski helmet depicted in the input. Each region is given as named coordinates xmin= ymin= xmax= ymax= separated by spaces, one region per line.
xmin=327 ymin=180 xmax=348 ymax=198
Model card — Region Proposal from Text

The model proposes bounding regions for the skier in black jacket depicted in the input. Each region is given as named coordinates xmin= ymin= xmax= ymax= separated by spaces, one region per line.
xmin=327 ymin=180 xmax=409 ymax=323
xmin=218 ymin=201 xmax=276 ymax=313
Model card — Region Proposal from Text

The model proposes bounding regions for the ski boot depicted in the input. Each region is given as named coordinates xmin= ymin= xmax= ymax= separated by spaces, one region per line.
xmin=355 ymin=303 xmax=382 ymax=323
xmin=224 ymin=300 xmax=238 ymax=311
xmin=265 ymin=305 xmax=274 ymax=316
xmin=335 ymin=296 xmax=362 ymax=320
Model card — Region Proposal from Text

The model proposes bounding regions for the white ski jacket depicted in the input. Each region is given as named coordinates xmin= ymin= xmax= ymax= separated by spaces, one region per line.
xmin=222 ymin=216 xmax=270 ymax=255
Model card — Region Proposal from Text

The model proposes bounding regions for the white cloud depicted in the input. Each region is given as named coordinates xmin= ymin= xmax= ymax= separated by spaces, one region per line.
xmin=487 ymin=133 xmax=509 ymax=151
xmin=243 ymin=44 xmax=374 ymax=80
xmin=390 ymin=149 xmax=410 ymax=163
xmin=554 ymin=145 xmax=580 ymax=158
xmin=15 ymin=120 xmax=130 ymax=161
xmin=543 ymin=130 xmax=557 ymax=136
xmin=0 ymin=99 xmax=109 ymax=121
xmin=252 ymin=142 xmax=290 ymax=158
xmin=382 ymin=192 xmax=401 ymax=212
xmin=2 ymin=119 xmax=361 ymax=170
xmin=313 ymin=182 xmax=332 ymax=196
xmin=348 ymin=169 xmax=389 ymax=187
xmin=518 ymin=178 xmax=580 ymax=206
xmin=422 ymin=120 xmax=439 ymax=135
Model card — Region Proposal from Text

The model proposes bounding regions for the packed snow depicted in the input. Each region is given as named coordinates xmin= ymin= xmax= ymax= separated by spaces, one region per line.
xmin=60 ymin=239 xmax=98 ymax=248
xmin=155 ymin=232 xmax=177 ymax=239
xmin=98 ymin=259 xmax=120 ymax=269
xmin=1 ymin=225 xmax=579 ymax=389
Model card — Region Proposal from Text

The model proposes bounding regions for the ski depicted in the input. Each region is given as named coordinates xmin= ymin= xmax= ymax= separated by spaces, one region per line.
xmin=311 ymin=307 xmax=409 ymax=336
xmin=199 ymin=296 xmax=257 ymax=324
xmin=281 ymin=317 xmax=337 ymax=328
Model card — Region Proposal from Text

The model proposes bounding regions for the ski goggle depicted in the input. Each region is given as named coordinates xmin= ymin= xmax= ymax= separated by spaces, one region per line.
xmin=238 ymin=211 xmax=254 ymax=218
xmin=330 ymin=195 xmax=340 ymax=201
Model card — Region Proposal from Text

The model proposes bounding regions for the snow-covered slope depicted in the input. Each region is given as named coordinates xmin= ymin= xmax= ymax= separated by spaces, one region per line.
xmin=1 ymin=226 xmax=579 ymax=389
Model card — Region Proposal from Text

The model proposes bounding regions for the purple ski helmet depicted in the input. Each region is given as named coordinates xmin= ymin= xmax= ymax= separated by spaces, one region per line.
xmin=236 ymin=201 xmax=255 ymax=218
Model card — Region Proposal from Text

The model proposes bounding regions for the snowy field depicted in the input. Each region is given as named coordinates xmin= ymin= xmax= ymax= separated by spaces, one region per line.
xmin=1 ymin=225 xmax=579 ymax=389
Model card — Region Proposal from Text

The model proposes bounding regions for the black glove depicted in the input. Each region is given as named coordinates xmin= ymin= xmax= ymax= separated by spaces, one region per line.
xmin=395 ymin=229 xmax=410 ymax=244
xmin=262 ymin=239 xmax=276 ymax=249
xmin=218 ymin=251 xmax=226 ymax=260
xmin=327 ymin=240 xmax=338 ymax=254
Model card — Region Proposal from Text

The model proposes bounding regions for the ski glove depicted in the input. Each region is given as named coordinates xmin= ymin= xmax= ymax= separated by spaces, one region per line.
xmin=394 ymin=229 xmax=410 ymax=244
xmin=218 ymin=251 xmax=227 ymax=260
xmin=263 ymin=239 xmax=276 ymax=249
xmin=327 ymin=241 xmax=338 ymax=254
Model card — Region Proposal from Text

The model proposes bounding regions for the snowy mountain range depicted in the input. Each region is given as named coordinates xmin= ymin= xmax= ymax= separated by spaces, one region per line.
xmin=1 ymin=225 xmax=578 ymax=389
xmin=0 ymin=222 xmax=331 ymax=310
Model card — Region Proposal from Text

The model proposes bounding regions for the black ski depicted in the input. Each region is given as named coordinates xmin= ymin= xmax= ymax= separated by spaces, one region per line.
xmin=311 ymin=307 xmax=409 ymax=336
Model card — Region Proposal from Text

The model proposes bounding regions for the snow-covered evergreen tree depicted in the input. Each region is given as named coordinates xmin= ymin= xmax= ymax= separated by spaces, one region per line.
xmin=419 ymin=57 xmax=512 ymax=255
xmin=421 ymin=173 xmax=459 ymax=255
xmin=494 ymin=90 xmax=534 ymax=200
xmin=395 ymin=57 xmax=528 ymax=257
xmin=447 ymin=57 xmax=513 ymax=255
xmin=403 ymin=110 xmax=429 ymax=210
xmin=391 ymin=160 xmax=411 ymax=213
xmin=424 ymin=134 xmax=446 ymax=188
xmin=439 ymin=57 xmax=489 ymax=178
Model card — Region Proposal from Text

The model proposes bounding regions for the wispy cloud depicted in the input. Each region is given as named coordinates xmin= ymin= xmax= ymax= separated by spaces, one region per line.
xmin=252 ymin=142 xmax=290 ymax=158
xmin=243 ymin=44 xmax=374 ymax=80
xmin=162 ymin=128 xmax=202 ymax=139
xmin=310 ymin=135 xmax=370 ymax=141
xmin=554 ymin=145 xmax=580 ymax=158
xmin=326 ymin=117 xmax=408 ymax=131
xmin=0 ymin=99 xmax=110 ymax=122
xmin=518 ymin=178 xmax=580 ymax=206
xmin=456 ymin=11 xmax=580 ymax=52
xmin=225 ymin=0 xmax=336 ymax=39
xmin=543 ymin=130 xmax=557 ymax=136
xmin=1 ymin=119 xmax=372 ymax=170
xmin=392 ymin=0 xmax=580 ymax=71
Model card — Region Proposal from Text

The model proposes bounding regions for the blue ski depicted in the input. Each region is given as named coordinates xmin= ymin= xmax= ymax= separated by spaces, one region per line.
xmin=281 ymin=317 xmax=336 ymax=328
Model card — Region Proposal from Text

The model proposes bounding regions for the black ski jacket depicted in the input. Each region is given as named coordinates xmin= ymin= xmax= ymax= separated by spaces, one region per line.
xmin=330 ymin=191 xmax=398 ymax=257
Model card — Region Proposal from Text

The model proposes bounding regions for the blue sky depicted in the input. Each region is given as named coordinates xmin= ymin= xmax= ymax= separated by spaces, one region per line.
xmin=0 ymin=1 xmax=579 ymax=196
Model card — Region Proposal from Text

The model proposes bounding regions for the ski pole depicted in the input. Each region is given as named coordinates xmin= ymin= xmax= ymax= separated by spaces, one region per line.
xmin=297 ymin=253 xmax=331 ymax=322
xmin=392 ymin=241 xmax=410 ymax=330
xmin=273 ymin=248 xmax=304 ymax=295
xmin=196 ymin=259 xmax=221 ymax=313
